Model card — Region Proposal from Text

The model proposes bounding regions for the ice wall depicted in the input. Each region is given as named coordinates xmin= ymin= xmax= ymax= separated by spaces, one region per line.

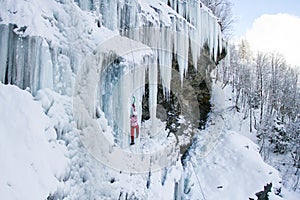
xmin=0 ymin=0 xmax=225 ymax=152
xmin=0 ymin=24 xmax=77 ymax=95
xmin=0 ymin=0 xmax=224 ymax=97
xmin=0 ymin=0 xmax=226 ymax=198
xmin=99 ymin=49 xmax=169 ymax=146
xmin=99 ymin=0 xmax=224 ymax=131
xmin=0 ymin=0 xmax=115 ymax=95
xmin=0 ymin=0 xmax=225 ymax=153
xmin=0 ymin=24 xmax=51 ymax=94
xmin=93 ymin=0 xmax=224 ymax=97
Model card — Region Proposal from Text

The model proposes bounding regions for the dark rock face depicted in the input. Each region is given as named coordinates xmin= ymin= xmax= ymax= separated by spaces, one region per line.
xmin=141 ymin=47 xmax=219 ymax=155
xmin=142 ymin=83 xmax=181 ymax=132
xmin=250 ymin=183 xmax=273 ymax=200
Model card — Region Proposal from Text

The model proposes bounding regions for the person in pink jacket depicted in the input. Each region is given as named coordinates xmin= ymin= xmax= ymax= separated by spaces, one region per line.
xmin=130 ymin=103 xmax=139 ymax=145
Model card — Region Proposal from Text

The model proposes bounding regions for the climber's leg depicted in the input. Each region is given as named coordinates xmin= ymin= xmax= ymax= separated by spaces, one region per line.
xmin=136 ymin=125 xmax=139 ymax=138
xmin=130 ymin=127 xmax=135 ymax=145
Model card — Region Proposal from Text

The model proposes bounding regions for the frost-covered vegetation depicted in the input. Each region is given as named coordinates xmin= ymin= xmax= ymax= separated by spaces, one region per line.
xmin=216 ymin=40 xmax=300 ymax=192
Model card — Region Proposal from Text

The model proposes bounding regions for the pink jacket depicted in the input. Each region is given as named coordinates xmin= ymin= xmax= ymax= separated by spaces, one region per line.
xmin=130 ymin=115 xmax=138 ymax=127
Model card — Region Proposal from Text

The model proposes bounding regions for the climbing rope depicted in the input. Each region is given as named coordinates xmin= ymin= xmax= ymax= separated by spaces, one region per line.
xmin=190 ymin=159 xmax=207 ymax=200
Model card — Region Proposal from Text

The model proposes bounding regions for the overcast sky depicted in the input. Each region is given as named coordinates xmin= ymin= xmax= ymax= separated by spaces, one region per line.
xmin=230 ymin=0 xmax=300 ymax=67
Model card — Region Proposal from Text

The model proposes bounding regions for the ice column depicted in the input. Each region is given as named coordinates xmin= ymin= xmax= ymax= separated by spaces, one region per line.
xmin=176 ymin=20 xmax=189 ymax=84
xmin=158 ymin=27 xmax=173 ymax=97
xmin=147 ymin=56 xmax=158 ymax=136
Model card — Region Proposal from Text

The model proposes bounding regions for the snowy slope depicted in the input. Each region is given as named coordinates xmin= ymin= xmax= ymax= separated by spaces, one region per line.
xmin=182 ymin=81 xmax=300 ymax=200
xmin=0 ymin=83 xmax=68 ymax=200
xmin=185 ymin=131 xmax=282 ymax=199
xmin=2 ymin=79 xmax=299 ymax=200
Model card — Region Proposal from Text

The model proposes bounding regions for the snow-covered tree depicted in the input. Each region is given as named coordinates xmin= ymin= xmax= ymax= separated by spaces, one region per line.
xmin=201 ymin=0 xmax=234 ymax=38
xmin=217 ymin=39 xmax=300 ymax=191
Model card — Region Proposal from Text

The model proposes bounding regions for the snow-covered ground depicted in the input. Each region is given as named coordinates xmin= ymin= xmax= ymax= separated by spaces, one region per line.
xmin=0 ymin=84 xmax=68 ymax=200
xmin=181 ymin=81 xmax=300 ymax=200
xmin=1 ymin=81 xmax=299 ymax=199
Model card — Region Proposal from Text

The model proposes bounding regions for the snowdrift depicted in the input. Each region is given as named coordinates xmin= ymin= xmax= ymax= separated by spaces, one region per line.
xmin=0 ymin=83 xmax=68 ymax=200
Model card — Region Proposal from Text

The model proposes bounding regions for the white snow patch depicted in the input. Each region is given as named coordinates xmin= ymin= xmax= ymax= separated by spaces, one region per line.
xmin=0 ymin=84 xmax=68 ymax=200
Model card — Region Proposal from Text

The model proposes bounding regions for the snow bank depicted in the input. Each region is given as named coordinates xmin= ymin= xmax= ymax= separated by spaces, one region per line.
xmin=0 ymin=83 xmax=68 ymax=199
xmin=183 ymin=81 xmax=284 ymax=199
xmin=186 ymin=131 xmax=282 ymax=200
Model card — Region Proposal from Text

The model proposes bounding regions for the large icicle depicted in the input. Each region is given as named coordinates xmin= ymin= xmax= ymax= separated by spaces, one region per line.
xmin=158 ymin=27 xmax=173 ymax=97
xmin=176 ymin=20 xmax=189 ymax=84
xmin=189 ymin=1 xmax=202 ymax=70
xmin=148 ymin=55 xmax=158 ymax=136
xmin=96 ymin=0 xmax=224 ymax=87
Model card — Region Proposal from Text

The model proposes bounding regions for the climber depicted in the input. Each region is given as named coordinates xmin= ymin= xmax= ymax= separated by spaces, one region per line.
xmin=130 ymin=101 xmax=139 ymax=145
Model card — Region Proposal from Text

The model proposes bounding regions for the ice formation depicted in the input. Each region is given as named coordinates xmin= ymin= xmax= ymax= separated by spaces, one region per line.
xmin=0 ymin=0 xmax=226 ymax=169
xmin=0 ymin=0 xmax=224 ymax=93
xmin=93 ymin=0 xmax=225 ymax=144
xmin=0 ymin=0 xmax=226 ymax=160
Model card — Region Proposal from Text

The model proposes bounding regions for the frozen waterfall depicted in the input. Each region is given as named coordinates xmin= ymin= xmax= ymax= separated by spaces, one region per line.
xmin=0 ymin=0 xmax=225 ymax=146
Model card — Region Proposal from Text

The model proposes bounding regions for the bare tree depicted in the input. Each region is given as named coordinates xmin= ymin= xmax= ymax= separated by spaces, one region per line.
xmin=201 ymin=0 xmax=235 ymax=38
xmin=219 ymin=38 xmax=300 ymax=191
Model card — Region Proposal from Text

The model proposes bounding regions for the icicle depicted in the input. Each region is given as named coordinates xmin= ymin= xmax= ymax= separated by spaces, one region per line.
xmin=209 ymin=16 xmax=214 ymax=59
xmin=158 ymin=27 xmax=173 ymax=97
xmin=176 ymin=20 xmax=189 ymax=85
xmin=173 ymin=0 xmax=177 ymax=13
xmin=0 ymin=25 xmax=9 ymax=83
xmin=148 ymin=56 xmax=158 ymax=136
xmin=189 ymin=1 xmax=202 ymax=70
xmin=213 ymin=21 xmax=218 ymax=62
xmin=100 ymin=0 xmax=118 ymax=30
xmin=177 ymin=0 xmax=184 ymax=16
xmin=40 ymin=39 xmax=54 ymax=91
xmin=200 ymin=10 xmax=206 ymax=49
xmin=219 ymin=24 xmax=223 ymax=54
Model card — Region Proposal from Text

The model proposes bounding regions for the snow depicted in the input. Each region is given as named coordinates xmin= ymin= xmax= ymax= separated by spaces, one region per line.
xmin=182 ymin=81 xmax=300 ymax=200
xmin=2 ymin=77 xmax=299 ymax=200
xmin=186 ymin=131 xmax=282 ymax=200
xmin=34 ymin=86 xmax=184 ymax=199
xmin=0 ymin=83 xmax=68 ymax=200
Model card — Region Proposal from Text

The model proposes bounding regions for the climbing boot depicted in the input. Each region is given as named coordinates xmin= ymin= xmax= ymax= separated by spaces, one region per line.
xmin=130 ymin=136 xmax=135 ymax=145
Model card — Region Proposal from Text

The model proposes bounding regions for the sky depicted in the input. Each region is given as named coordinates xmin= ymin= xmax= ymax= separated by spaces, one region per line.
xmin=230 ymin=0 xmax=300 ymax=67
